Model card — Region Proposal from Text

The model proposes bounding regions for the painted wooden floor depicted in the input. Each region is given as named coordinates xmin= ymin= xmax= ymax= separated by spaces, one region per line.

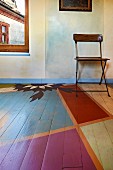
xmin=0 ymin=84 xmax=113 ymax=170
xmin=79 ymin=84 xmax=113 ymax=170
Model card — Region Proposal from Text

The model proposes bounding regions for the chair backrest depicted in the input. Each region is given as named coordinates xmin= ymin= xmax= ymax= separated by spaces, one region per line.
xmin=73 ymin=34 xmax=103 ymax=58
xmin=73 ymin=34 xmax=103 ymax=43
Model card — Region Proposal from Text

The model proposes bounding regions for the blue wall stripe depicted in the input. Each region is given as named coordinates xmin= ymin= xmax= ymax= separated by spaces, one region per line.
xmin=0 ymin=53 xmax=30 ymax=56
xmin=0 ymin=78 xmax=113 ymax=84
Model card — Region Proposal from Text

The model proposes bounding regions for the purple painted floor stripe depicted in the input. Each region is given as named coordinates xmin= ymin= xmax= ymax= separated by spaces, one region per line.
xmin=20 ymin=136 xmax=48 ymax=170
xmin=0 ymin=140 xmax=31 ymax=170
xmin=41 ymin=132 xmax=64 ymax=170
xmin=0 ymin=136 xmax=48 ymax=170
xmin=63 ymin=168 xmax=83 ymax=170
xmin=0 ymin=129 xmax=97 ymax=170
xmin=63 ymin=129 xmax=82 ymax=168
xmin=42 ymin=129 xmax=96 ymax=170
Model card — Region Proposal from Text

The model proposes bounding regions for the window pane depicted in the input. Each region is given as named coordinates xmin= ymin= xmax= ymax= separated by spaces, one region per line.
xmin=0 ymin=0 xmax=29 ymax=52
xmin=16 ymin=0 xmax=25 ymax=15
xmin=2 ymin=35 xmax=5 ymax=43
xmin=9 ymin=21 xmax=24 ymax=45
xmin=2 ymin=26 xmax=6 ymax=33
xmin=0 ymin=0 xmax=25 ymax=45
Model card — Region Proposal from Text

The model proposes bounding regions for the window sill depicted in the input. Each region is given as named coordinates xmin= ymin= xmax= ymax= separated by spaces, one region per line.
xmin=0 ymin=52 xmax=30 ymax=56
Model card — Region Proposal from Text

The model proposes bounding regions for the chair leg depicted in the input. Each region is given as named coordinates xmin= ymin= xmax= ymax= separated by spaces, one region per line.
xmin=99 ymin=60 xmax=106 ymax=84
xmin=99 ymin=61 xmax=110 ymax=97
xmin=76 ymin=60 xmax=79 ymax=97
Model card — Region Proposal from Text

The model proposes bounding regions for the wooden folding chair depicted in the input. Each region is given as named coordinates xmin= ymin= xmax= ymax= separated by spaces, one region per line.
xmin=73 ymin=34 xmax=110 ymax=96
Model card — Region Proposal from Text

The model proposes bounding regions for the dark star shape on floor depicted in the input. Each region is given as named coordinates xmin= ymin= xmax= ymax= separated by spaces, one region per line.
xmin=14 ymin=84 xmax=76 ymax=102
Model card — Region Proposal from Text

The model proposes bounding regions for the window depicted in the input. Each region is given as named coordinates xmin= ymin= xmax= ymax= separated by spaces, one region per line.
xmin=0 ymin=22 xmax=9 ymax=44
xmin=0 ymin=0 xmax=29 ymax=52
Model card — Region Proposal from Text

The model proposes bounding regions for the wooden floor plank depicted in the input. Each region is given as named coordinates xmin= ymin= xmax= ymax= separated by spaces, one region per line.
xmin=41 ymin=129 xmax=97 ymax=170
xmin=0 ymin=92 xmax=33 ymax=136
xmin=104 ymin=119 xmax=113 ymax=144
xmin=0 ymin=92 xmax=37 ymax=164
xmin=0 ymin=91 xmax=52 ymax=169
xmin=0 ymin=93 xmax=16 ymax=119
xmin=0 ymin=140 xmax=31 ymax=170
xmin=0 ymin=92 xmax=25 ymax=120
xmin=81 ymin=125 xmax=101 ymax=163
xmin=40 ymin=90 xmax=59 ymax=120
xmin=76 ymin=84 xmax=113 ymax=170
xmin=0 ymin=93 xmax=7 ymax=101
xmin=15 ymin=93 xmax=51 ymax=139
xmin=63 ymin=129 xmax=82 ymax=168
xmin=19 ymin=136 xmax=48 ymax=170
xmin=15 ymin=91 xmax=74 ymax=170
xmin=63 ymin=168 xmax=82 ymax=170
xmin=59 ymin=84 xmax=110 ymax=125
xmin=79 ymin=84 xmax=113 ymax=115
xmin=92 ymin=122 xmax=113 ymax=170
xmin=41 ymin=131 xmax=65 ymax=170
xmin=51 ymin=99 xmax=73 ymax=131
xmin=81 ymin=120 xmax=113 ymax=170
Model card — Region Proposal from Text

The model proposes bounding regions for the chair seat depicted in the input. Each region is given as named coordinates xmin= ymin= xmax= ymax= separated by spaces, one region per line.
xmin=74 ymin=57 xmax=110 ymax=61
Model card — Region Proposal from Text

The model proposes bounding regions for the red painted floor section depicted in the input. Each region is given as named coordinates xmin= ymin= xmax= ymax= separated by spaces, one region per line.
xmin=59 ymin=85 xmax=110 ymax=124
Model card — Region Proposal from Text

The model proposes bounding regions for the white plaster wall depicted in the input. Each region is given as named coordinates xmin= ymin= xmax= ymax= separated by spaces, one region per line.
xmin=103 ymin=0 xmax=113 ymax=78
xmin=0 ymin=0 xmax=112 ymax=80
xmin=0 ymin=0 xmax=45 ymax=78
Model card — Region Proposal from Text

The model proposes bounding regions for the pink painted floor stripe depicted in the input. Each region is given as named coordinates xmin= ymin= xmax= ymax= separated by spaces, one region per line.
xmin=63 ymin=168 xmax=83 ymax=170
xmin=63 ymin=129 xmax=82 ymax=168
xmin=20 ymin=136 xmax=48 ymax=170
xmin=42 ymin=129 xmax=96 ymax=170
xmin=0 ymin=129 xmax=97 ymax=170
xmin=0 ymin=140 xmax=31 ymax=170
xmin=0 ymin=136 xmax=48 ymax=170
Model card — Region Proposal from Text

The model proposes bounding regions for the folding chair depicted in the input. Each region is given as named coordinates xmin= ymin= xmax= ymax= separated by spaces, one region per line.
xmin=73 ymin=34 xmax=110 ymax=97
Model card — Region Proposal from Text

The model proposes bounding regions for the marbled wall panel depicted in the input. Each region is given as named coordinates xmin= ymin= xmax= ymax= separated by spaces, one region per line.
xmin=45 ymin=0 xmax=104 ymax=78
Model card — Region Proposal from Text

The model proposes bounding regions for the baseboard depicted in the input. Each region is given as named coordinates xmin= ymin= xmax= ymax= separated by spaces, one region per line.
xmin=0 ymin=78 xmax=74 ymax=84
xmin=0 ymin=78 xmax=113 ymax=84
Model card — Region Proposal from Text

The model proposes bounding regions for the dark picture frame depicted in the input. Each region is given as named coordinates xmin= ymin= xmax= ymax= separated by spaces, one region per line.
xmin=59 ymin=0 xmax=92 ymax=12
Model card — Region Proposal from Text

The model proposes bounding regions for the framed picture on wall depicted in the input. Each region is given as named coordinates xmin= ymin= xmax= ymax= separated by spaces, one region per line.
xmin=59 ymin=0 xmax=92 ymax=11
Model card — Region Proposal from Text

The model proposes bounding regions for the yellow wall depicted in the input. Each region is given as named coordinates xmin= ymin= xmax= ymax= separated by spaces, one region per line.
xmin=0 ymin=0 xmax=112 ymax=80
xmin=0 ymin=0 xmax=45 ymax=78
xmin=103 ymin=0 xmax=113 ymax=78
